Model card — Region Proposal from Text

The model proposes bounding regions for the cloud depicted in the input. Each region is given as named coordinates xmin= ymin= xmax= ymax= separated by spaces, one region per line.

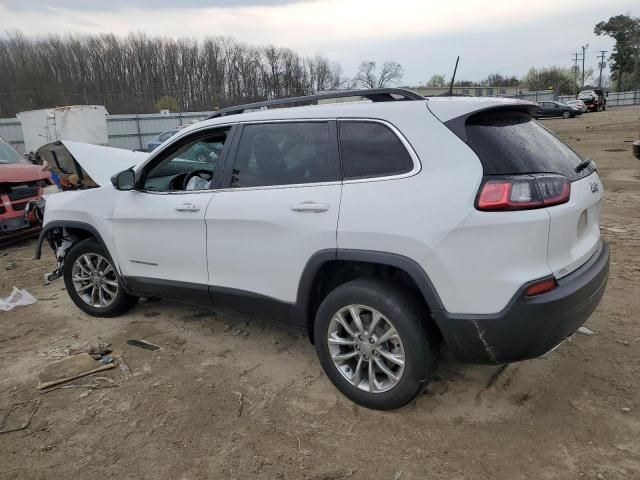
xmin=2 ymin=0 xmax=635 ymax=46
xmin=0 ymin=0 xmax=637 ymax=83
xmin=2 ymin=0 xmax=315 ymax=11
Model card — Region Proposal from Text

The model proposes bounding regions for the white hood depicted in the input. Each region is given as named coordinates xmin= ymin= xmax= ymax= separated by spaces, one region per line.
xmin=62 ymin=141 xmax=147 ymax=186
xmin=37 ymin=141 xmax=148 ymax=187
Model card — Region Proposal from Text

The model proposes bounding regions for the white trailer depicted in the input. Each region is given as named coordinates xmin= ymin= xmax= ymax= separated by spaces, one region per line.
xmin=17 ymin=105 xmax=108 ymax=153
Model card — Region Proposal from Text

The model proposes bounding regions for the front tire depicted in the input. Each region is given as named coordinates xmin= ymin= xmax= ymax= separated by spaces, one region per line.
xmin=562 ymin=111 xmax=571 ymax=119
xmin=63 ymin=238 xmax=138 ymax=317
xmin=314 ymin=279 xmax=438 ymax=410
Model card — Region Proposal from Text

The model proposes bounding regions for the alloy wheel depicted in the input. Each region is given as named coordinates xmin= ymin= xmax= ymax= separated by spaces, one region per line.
xmin=327 ymin=304 xmax=405 ymax=393
xmin=71 ymin=253 xmax=119 ymax=308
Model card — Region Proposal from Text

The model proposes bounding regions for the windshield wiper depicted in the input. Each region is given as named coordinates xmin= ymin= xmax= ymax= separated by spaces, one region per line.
xmin=575 ymin=158 xmax=593 ymax=173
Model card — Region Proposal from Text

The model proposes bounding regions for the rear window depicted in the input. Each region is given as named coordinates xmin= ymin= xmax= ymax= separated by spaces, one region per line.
xmin=339 ymin=121 xmax=414 ymax=180
xmin=465 ymin=111 xmax=594 ymax=181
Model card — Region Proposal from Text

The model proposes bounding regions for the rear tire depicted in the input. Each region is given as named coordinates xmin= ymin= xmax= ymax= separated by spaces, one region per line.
xmin=63 ymin=238 xmax=138 ymax=317
xmin=314 ymin=279 xmax=438 ymax=410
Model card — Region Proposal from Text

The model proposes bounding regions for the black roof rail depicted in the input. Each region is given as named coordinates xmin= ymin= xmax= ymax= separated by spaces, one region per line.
xmin=207 ymin=88 xmax=425 ymax=119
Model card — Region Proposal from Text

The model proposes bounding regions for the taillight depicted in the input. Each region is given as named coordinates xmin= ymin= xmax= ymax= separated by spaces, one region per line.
xmin=476 ymin=174 xmax=570 ymax=211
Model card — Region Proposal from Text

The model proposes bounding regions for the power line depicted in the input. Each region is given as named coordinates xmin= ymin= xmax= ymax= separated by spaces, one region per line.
xmin=573 ymin=52 xmax=581 ymax=95
xmin=581 ymin=44 xmax=589 ymax=90
xmin=597 ymin=50 xmax=607 ymax=88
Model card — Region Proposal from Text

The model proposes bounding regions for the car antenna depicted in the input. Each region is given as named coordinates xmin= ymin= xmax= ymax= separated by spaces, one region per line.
xmin=448 ymin=56 xmax=460 ymax=96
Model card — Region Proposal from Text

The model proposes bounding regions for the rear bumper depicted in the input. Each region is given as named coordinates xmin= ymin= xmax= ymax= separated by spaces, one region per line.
xmin=434 ymin=240 xmax=609 ymax=364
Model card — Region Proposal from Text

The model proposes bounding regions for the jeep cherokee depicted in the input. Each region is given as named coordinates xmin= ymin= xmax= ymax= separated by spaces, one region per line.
xmin=35 ymin=88 xmax=609 ymax=410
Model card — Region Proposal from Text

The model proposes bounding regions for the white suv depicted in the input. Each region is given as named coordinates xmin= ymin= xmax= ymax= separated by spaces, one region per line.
xmin=36 ymin=89 xmax=609 ymax=410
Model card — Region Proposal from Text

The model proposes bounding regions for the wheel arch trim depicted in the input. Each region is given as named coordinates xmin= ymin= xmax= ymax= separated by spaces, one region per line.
xmin=296 ymin=249 xmax=446 ymax=338
xmin=34 ymin=220 xmax=112 ymax=261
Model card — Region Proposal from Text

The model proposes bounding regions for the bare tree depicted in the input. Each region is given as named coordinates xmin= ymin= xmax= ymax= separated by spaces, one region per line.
xmin=377 ymin=61 xmax=404 ymax=88
xmin=0 ymin=32 xmax=345 ymax=117
xmin=353 ymin=61 xmax=403 ymax=89
xmin=426 ymin=74 xmax=447 ymax=87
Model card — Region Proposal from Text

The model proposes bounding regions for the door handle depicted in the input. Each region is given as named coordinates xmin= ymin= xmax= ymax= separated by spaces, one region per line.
xmin=290 ymin=202 xmax=330 ymax=213
xmin=175 ymin=203 xmax=201 ymax=212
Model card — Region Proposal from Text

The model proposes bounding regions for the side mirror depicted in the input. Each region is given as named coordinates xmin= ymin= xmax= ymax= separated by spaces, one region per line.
xmin=111 ymin=168 xmax=136 ymax=191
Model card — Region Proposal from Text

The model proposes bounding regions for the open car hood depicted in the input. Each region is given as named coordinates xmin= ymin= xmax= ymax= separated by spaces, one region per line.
xmin=37 ymin=141 xmax=148 ymax=188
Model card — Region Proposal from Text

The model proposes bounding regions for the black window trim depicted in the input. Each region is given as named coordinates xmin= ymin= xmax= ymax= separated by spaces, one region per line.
xmin=218 ymin=119 xmax=342 ymax=191
xmin=337 ymin=118 xmax=421 ymax=184
xmin=135 ymin=123 xmax=238 ymax=195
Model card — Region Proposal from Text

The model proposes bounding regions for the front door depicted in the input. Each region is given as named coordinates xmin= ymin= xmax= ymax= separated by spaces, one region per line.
xmin=205 ymin=121 xmax=341 ymax=325
xmin=112 ymin=126 xmax=234 ymax=303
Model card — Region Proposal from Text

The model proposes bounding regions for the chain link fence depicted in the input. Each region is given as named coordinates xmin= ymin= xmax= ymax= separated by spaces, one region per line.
xmin=558 ymin=90 xmax=640 ymax=106
xmin=2 ymin=90 xmax=640 ymax=153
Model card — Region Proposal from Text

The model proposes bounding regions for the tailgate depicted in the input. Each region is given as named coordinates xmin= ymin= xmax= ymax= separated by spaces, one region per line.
xmin=547 ymin=172 xmax=603 ymax=278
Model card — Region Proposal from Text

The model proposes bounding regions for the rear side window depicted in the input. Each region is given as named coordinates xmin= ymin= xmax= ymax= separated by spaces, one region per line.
xmin=465 ymin=111 xmax=594 ymax=181
xmin=231 ymin=122 xmax=336 ymax=188
xmin=339 ymin=121 xmax=414 ymax=180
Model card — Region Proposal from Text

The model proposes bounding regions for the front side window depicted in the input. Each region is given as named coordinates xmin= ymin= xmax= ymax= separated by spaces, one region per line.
xmin=338 ymin=121 xmax=414 ymax=180
xmin=231 ymin=122 xmax=335 ymax=188
xmin=143 ymin=128 xmax=229 ymax=191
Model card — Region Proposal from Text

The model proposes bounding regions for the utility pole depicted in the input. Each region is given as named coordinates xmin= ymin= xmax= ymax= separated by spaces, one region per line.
xmin=581 ymin=44 xmax=589 ymax=89
xmin=597 ymin=50 xmax=607 ymax=88
xmin=573 ymin=52 xmax=580 ymax=94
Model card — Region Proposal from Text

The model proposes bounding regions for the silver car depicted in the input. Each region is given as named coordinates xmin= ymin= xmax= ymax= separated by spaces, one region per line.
xmin=566 ymin=99 xmax=587 ymax=113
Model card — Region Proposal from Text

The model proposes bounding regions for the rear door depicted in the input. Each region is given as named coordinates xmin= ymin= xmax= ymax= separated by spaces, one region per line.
xmin=205 ymin=120 xmax=341 ymax=324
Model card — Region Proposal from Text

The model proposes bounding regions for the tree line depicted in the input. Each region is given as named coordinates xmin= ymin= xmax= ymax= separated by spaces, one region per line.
xmin=0 ymin=32 xmax=344 ymax=117
xmin=595 ymin=14 xmax=640 ymax=92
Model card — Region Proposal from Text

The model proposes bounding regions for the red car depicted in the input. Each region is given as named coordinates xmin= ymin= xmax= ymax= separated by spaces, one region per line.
xmin=0 ymin=138 xmax=52 ymax=242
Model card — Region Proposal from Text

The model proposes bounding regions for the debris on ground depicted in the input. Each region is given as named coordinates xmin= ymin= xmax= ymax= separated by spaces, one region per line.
xmin=578 ymin=326 xmax=597 ymax=336
xmin=98 ymin=355 xmax=115 ymax=365
xmin=0 ymin=399 xmax=41 ymax=434
xmin=622 ymin=407 xmax=631 ymax=413
xmin=115 ymin=355 xmax=142 ymax=381
xmin=126 ymin=339 xmax=161 ymax=350
xmin=41 ymin=341 xmax=112 ymax=360
xmin=234 ymin=391 xmax=244 ymax=417
xmin=37 ymin=353 xmax=117 ymax=390
xmin=0 ymin=287 xmax=36 ymax=312
xmin=39 ymin=376 xmax=116 ymax=395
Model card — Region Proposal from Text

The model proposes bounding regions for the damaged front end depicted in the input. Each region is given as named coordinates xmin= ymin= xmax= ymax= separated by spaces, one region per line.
xmin=34 ymin=141 xmax=147 ymax=281
xmin=38 ymin=226 xmax=79 ymax=283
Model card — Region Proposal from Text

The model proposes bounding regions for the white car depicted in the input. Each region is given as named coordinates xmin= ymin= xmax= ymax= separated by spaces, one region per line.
xmin=566 ymin=99 xmax=587 ymax=113
xmin=35 ymin=89 xmax=609 ymax=410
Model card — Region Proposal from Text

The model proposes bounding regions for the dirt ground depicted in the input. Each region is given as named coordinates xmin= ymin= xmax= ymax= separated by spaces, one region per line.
xmin=1 ymin=106 xmax=639 ymax=480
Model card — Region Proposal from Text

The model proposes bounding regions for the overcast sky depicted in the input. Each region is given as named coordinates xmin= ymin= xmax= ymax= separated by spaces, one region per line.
xmin=1 ymin=0 xmax=638 ymax=84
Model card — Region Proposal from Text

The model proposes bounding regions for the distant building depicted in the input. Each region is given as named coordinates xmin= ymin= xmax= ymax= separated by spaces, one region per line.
xmin=316 ymin=87 xmax=555 ymax=105
xmin=411 ymin=86 xmax=523 ymax=97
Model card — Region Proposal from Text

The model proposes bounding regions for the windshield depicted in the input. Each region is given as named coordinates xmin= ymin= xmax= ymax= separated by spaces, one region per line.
xmin=0 ymin=140 xmax=24 ymax=165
